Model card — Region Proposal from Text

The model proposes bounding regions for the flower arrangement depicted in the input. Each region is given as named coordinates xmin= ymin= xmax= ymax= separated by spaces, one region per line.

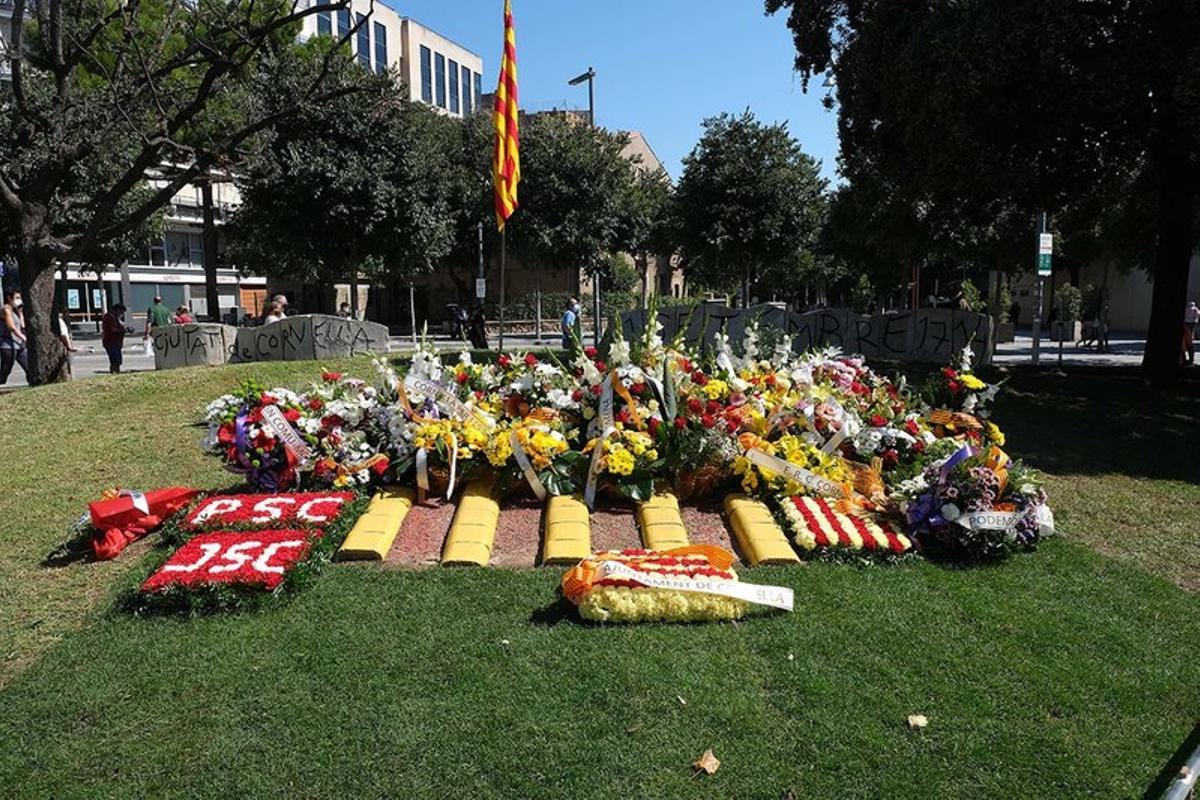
xmin=899 ymin=444 xmax=1052 ymax=560
xmin=583 ymin=426 xmax=662 ymax=501
xmin=560 ymin=547 xmax=749 ymax=623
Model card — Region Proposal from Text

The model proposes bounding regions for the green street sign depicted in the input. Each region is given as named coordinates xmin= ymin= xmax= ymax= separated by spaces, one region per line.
xmin=1037 ymin=233 xmax=1053 ymax=276
xmin=1038 ymin=253 xmax=1052 ymax=276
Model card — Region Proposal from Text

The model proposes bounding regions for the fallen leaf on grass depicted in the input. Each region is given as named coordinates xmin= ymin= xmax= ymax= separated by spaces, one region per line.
xmin=693 ymin=749 xmax=720 ymax=775
xmin=907 ymin=714 xmax=929 ymax=729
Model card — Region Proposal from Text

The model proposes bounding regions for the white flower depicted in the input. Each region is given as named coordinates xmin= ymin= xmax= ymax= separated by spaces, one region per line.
xmin=458 ymin=350 xmax=473 ymax=366
xmin=609 ymin=337 xmax=631 ymax=367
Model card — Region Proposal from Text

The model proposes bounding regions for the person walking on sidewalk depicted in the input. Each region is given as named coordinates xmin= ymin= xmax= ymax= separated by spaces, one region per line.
xmin=0 ymin=289 xmax=27 ymax=384
xmin=561 ymin=297 xmax=581 ymax=351
xmin=102 ymin=303 xmax=129 ymax=374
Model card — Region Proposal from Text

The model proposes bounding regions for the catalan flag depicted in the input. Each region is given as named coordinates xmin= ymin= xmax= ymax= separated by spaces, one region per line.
xmin=492 ymin=0 xmax=520 ymax=230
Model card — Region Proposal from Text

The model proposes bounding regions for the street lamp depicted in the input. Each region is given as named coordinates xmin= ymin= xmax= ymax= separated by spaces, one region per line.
xmin=567 ymin=67 xmax=596 ymax=127
xmin=568 ymin=66 xmax=600 ymax=345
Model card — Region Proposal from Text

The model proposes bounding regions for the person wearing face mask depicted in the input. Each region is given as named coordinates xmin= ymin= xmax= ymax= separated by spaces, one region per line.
xmin=1 ymin=289 xmax=28 ymax=384
xmin=101 ymin=303 xmax=129 ymax=374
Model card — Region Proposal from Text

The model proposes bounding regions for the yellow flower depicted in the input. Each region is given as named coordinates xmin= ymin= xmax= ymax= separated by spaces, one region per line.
xmin=703 ymin=379 xmax=729 ymax=400
xmin=985 ymin=421 xmax=1006 ymax=446
xmin=607 ymin=447 xmax=635 ymax=476
xmin=961 ymin=374 xmax=986 ymax=390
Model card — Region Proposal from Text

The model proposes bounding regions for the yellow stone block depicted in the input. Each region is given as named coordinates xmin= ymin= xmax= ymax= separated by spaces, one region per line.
xmin=442 ymin=481 xmax=500 ymax=566
xmin=336 ymin=487 xmax=414 ymax=562
xmin=637 ymin=493 xmax=689 ymax=550
xmin=724 ymin=494 xmax=800 ymax=565
xmin=541 ymin=494 xmax=591 ymax=565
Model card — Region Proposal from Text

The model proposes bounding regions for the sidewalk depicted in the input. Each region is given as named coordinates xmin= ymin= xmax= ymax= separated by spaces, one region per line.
xmin=992 ymin=330 xmax=1145 ymax=368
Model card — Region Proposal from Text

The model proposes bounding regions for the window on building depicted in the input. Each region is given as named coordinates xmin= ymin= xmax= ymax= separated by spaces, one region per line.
xmin=189 ymin=233 xmax=205 ymax=266
xmin=149 ymin=238 xmax=166 ymax=266
xmin=355 ymin=14 xmax=370 ymax=68
xmin=337 ymin=8 xmax=350 ymax=39
xmin=474 ymin=72 xmax=482 ymax=110
xmin=461 ymin=64 xmax=473 ymax=114
xmin=374 ymin=22 xmax=387 ymax=74
xmin=317 ymin=10 xmax=332 ymax=36
xmin=448 ymin=59 xmax=459 ymax=113
xmin=419 ymin=45 xmax=432 ymax=103
xmin=434 ymin=53 xmax=446 ymax=108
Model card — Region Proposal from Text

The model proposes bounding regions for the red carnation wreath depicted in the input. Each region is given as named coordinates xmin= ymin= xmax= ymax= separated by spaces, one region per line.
xmin=141 ymin=529 xmax=317 ymax=592
xmin=183 ymin=492 xmax=353 ymax=530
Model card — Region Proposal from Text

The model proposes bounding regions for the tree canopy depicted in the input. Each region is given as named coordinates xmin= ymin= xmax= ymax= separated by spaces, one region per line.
xmin=0 ymin=0 xmax=361 ymax=384
xmin=673 ymin=110 xmax=827 ymax=303
xmin=766 ymin=0 xmax=1200 ymax=381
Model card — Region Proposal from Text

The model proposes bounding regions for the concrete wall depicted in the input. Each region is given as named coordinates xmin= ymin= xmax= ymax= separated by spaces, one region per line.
xmin=399 ymin=18 xmax=484 ymax=117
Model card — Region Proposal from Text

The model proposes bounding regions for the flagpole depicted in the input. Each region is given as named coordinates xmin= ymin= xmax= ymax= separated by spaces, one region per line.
xmin=499 ymin=228 xmax=507 ymax=351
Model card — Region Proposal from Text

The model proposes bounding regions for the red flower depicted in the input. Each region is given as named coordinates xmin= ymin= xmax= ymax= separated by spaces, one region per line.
xmin=455 ymin=371 xmax=469 ymax=385
xmin=322 ymin=371 xmax=342 ymax=383
xmin=850 ymin=381 xmax=868 ymax=395
xmin=217 ymin=424 xmax=235 ymax=445
xmin=691 ymin=370 xmax=708 ymax=385
xmin=590 ymin=384 xmax=603 ymax=396
xmin=246 ymin=407 xmax=263 ymax=425
xmin=904 ymin=419 xmax=920 ymax=436
xmin=594 ymin=360 xmax=607 ymax=373
xmin=674 ymin=416 xmax=688 ymax=430
xmin=498 ymin=354 xmax=512 ymax=368
xmin=584 ymin=346 xmax=598 ymax=358
xmin=259 ymin=393 xmax=277 ymax=406
xmin=882 ymin=448 xmax=899 ymax=467
xmin=307 ymin=397 xmax=324 ymax=412
xmin=283 ymin=407 xmax=302 ymax=423
xmin=252 ymin=430 xmax=274 ymax=449
xmin=616 ymin=407 xmax=631 ymax=423
xmin=371 ymin=458 xmax=390 ymax=476
xmin=706 ymin=400 xmax=721 ymax=415
xmin=321 ymin=414 xmax=344 ymax=429
xmin=524 ymin=353 xmax=539 ymax=367
xmin=679 ymin=358 xmax=693 ymax=373
xmin=571 ymin=388 xmax=583 ymax=402
xmin=869 ymin=414 xmax=887 ymax=428
xmin=648 ymin=418 xmax=661 ymax=435
xmin=913 ymin=440 xmax=926 ymax=453
xmin=948 ymin=380 xmax=962 ymax=394
xmin=701 ymin=414 xmax=716 ymax=429
xmin=725 ymin=419 xmax=739 ymax=433
xmin=687 ymin=397 xmax=704 ymax=414
xmin=942 ymin=367 xmax=958 ymax=379
xmin=631 ymin=382 xmax=646 ymax=396
xmin=764 ymin=374 xmax=777 ymax=387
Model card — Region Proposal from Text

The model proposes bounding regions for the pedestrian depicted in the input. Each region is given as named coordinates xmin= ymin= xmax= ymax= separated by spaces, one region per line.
xmin=144 ymin=295 xmax=173 ymax=333
xmin=1183 ymin=301 xmax=1198 ymax=365
xmin=174 ymin=305 xmax=193 ymax=324
xmin=263 ymin=301 xmax=284 ymax=324
xmin=57 ymin=311 xmax=78 ymax=379
xmin=561 ymin=297 xmax=581 ymax=350
xmin=0 ymin=289 xmax=28 ymax=384
xmin=1009 ymin=300 xmax=1021 ymax=326
xmin=271 ymin=294 xmax=289 ymax=317
xmin=101 ymin=303 xmax=128 ymax=374
xmin=338 ymin=301 xmax=353 ymax=319
xmin=468 ymin=304 xmax=489 ymax=349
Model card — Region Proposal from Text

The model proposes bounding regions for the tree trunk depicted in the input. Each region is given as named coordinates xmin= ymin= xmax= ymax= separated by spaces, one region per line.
xmin=19 ymin=247 xmax=70 ymax=385
xmin=1142 ymin=157 xmax=1197 ymax=384
xmin=201 ymin=179 xmax=220 ymax=321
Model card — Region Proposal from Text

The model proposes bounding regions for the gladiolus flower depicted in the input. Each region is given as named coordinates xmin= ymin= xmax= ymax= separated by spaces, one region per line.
xmin=498 ymin=354 xmax=512 ymax=368
xmin=674 ymin=416 xmax=688 ymax=430
xmin=524 ymin=353 xmax=539 ymax=367
xmin=584 ymin=346 xmax=598 ymax=358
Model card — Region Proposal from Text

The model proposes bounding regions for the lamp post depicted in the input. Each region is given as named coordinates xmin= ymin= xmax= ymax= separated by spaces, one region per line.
xmin=568 ymin=66 xmax=599 ymax=345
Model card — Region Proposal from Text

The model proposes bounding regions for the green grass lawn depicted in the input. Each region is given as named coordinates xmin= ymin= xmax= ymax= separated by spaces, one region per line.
xmin=1 ymin=360 xmax=1198 ymax=798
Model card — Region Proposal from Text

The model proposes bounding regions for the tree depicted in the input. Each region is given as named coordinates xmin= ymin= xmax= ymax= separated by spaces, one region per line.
xmin=505 ymin=114 xmax=634 ymax=281
xmin=226 ymin=74 xmax=457 ymax=312
xmin=616 ymin=165 xmax=674 ymax=306
xmin=674 ymin=111 xmax=828 ymax=304
xmin=0 ymin=0 xmax=364 ymax=384
xmin=766 ymin=0 xmax=1200 ymax=382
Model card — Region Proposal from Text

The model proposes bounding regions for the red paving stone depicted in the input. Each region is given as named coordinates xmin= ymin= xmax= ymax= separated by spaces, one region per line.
xmin=385 ymin=498 xmax=455 ymax=567
xmin=491 ymin=497 xmax=543 ymax=567
xmin=589 ymin=499 xmax=642 ymax=553
xmin=679 ymin=497 xmax=743 ymax=564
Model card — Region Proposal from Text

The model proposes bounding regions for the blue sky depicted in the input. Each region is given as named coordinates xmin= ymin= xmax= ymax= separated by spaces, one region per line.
xmin=393 ymin=0 xmax=840 ymax=182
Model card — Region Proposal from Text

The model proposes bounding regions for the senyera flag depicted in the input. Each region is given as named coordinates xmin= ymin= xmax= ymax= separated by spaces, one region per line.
xmin=492 ymin=0 xmax=520 ymax=230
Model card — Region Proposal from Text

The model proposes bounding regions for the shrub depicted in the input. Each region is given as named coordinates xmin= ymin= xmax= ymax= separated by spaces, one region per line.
xmin=1055 ymin=284 xmax=1083 ymax=322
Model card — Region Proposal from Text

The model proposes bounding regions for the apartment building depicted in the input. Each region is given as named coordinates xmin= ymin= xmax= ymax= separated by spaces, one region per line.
xmin=300 ymin=0 xmax=484 ymax=119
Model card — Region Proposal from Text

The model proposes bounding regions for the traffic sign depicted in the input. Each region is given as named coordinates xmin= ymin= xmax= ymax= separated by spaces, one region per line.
xmin=475 ymin=278 xmax=486 ymax=299
xmin=1037 ymin=233 xmax=1053 ymax=276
